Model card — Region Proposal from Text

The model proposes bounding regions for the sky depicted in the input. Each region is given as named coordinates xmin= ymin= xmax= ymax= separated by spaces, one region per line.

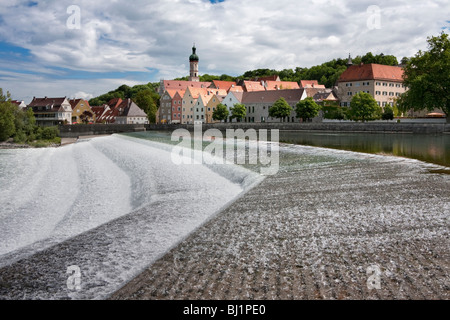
xmin=0 ymin=0 xmax=449 ymax=103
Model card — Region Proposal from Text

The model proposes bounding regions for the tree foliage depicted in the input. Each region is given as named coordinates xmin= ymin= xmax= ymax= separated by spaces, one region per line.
xmin=0 ymin=89 xmax=15 ymax=141
xmin=0 ymin=88 xmax=57 ymax=144
xmin=348 ymin=92 xmax=382 ymax=122
xmin=89 ymin=82 xmax=160 ymax=107
xmin=212 ymin=103 xmax=229 ymax=121
xmin=398 ymin=32 xmax=450 ymax=121
xmin=135 ymin=89 xmax=158 ymax=123
xmin=269 ymin=97 xmax=293 ymax=121
xmin=382 ymin=105 xmax=394 ymax=121
xmin=295 ymin=97 xmax=321 ymax=122
xmin=230 ymin=103 xmax=246 ymax=122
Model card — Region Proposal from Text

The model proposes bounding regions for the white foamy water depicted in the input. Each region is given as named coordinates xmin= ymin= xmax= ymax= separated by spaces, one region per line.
xmin=0 ymin=135 xmax=263 ymax=297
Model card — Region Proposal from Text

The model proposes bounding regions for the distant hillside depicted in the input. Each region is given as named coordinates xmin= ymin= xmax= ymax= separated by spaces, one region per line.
xmin=89 ymin=82 xmax=160 ymax=107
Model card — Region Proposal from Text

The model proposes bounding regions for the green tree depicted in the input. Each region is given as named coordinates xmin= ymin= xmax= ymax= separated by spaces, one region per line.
xmin=398 ymin=32 xmax=450 ymax=122
xmin=295 ymin=97 xmax=321 ymax=122
xmin=382 ymin=105 xmax=394 ymax=121
xmin=0 ymin=89 xmax=16 ymax=141
xmin=230 ymin=103 xmax=246 ymax=122
xmin=212 ymin=104 xmax=229 ymax=122
xmin=348 ymin=92 xmax=382 ymax=122
xmin=135 ymin=89 xmax=158 ymax=123
xmin=269 ymin=97 xmax=293 ymax=122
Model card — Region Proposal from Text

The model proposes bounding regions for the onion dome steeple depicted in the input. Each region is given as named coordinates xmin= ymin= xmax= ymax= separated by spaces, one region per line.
xmin=190 ymin=45 xmax=199 ymax=62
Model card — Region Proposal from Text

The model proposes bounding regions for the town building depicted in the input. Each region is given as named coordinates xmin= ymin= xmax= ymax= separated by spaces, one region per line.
xmin=206 ymin=93 xmax=226 ymax=124
xmin=241 ymin=89 xmax=306 ymax=123
xmin=115 ymin=99 xmax=149 ymax=124
xmin=337 ymin=62 xmax=406 ymax=109
xmin=11 ymin=100 xmax=27 ymax=109
xmin=158 ymin=80 xmax=211 ymax=96
xmin=91 ymin=105 xmax=110 ymax=123
xmin=159 ymin=89 xmax=177 ymax=124
xmin=28 ymin=97 xmax=72 ymax=126
xmin=222 ymin=91 xmax=244 ymax=123
xmin=69 ymin=99 xmax=95 ymax=124
xmin=171 ymin=90 xmax=185 ymax=124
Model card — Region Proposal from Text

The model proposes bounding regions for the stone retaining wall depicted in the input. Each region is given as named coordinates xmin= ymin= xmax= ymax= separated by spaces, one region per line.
xmin=59 ymin=123 xmax=450 ymax=137
xmin=59 ymin=124 xmax=146 ymax=138
xmin=148 ymin=123 xmax=450 ymax=134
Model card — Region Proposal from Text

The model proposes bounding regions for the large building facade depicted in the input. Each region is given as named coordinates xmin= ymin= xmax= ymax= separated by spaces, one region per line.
xmin=337 ymin=63 xmax=407 ymax=109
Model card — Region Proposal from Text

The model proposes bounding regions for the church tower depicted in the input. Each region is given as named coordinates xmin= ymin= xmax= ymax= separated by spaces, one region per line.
xmin=189 ymin=45 xmax=200 ymax=82
xmin=347 ymin=53 xmax=353 ymax=68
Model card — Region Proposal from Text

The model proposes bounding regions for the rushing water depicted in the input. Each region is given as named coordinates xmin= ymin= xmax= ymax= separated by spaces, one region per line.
xmin=279 ymin=131 xmax=450 ymax=167
xmin=0 ymin=131 xmax=448 ymax=300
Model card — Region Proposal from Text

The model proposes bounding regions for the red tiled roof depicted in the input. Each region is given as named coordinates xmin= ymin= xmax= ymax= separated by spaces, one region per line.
xmin=107 ymin=98 xmax=123 ymax=109
xmin=265 ymin=81 xmax=300 ymax=91
xmin=28 ymin=97 xmax=67 ymax=108
xmin=212 ymin=80 xmax=237 ymax=91
xmin=338 ymin=63 xmax=404 ymax=82
xmin=229 ymin=85 xmax=244 ymax=93
xmin=300 ymin=80 xmax=320 ymax=88
xmin=243 ymin=81 xmax=266 ymax=92
xmin=163 ymin=80 xmax=211 ymax=90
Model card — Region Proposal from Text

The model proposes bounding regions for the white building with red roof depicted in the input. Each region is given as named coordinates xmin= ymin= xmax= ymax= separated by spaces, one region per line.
xmin=337 ymin=63 xmax=407 ymax=108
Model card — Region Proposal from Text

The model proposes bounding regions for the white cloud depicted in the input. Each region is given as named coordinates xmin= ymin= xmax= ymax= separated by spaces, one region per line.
xmin=0 ymin=0 xmax=448 ymax=101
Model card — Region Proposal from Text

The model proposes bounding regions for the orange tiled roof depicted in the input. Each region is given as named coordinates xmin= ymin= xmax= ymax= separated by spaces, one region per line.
xmin=163 ymin=80 xmax=211 ymax=90
xmin=265 ymin=81 xmax=300 ymax=91
xmin=212 ymin=80 xmax=237 ymax=91
xmin=339 ymin=63 xmax=404 ymax=82
xmin=243 ymin=81 xmax=266 ymax=92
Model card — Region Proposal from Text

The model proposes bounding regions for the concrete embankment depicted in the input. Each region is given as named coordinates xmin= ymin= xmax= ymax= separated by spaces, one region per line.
xmin=59 ymin=124 xmax=146 ymax=138
xmin=58 ymin=122 xmax=450 ymax=138
xmin=148 ymin=122 xmax=450 ymax=134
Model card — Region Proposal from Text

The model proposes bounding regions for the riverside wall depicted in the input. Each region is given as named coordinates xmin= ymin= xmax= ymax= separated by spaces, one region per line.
xmin=59 ymin=122 xmax=450 ymax=137
xmin=58 ymin=124 xmax=146 ymax=138
xmin=147 ymin=122 xmax=450 ymax=134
